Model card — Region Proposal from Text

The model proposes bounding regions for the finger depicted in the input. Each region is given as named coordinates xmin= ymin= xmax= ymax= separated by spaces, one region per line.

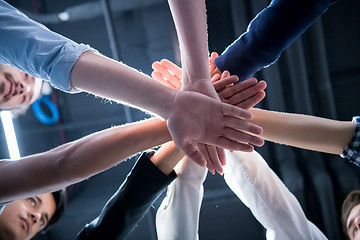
xmin=220 ymin=102 xmax=253 ymax=119
xmin=151 ymin=71 xmax=177 ymax=89
xmin=211 ymin=67 xmax=222 ymax=78
xmin=179 ymin=141 xmax=207 ymax=167
xmin=216 ymin=137 xmax=255 ymax=152
xmin=152 ymin=62 xmax=182 ymax=88
xmin=160 ymin=59 xmax=183 ymax=79
xmin=216 ymin=147 xmax=226 ymax=166
xmin=226 ymin=84 xmax=266 ymax=107
xmin=206 ymin=145 xmax=223 ymax=175
xmin=235 ymin=90 xmax=266 ymax=110
xmin=198 ymin=143 xmax=215 ymax=174
xmin=211 ymin=73 xmax=221 ymax=83
xmin=224 ymin=115 xmax=263 ymax=135
xmin=219 ymin=78 xmax=258 ymax=100
xmin=210 ymin=52 xmax=221 ymax=77
xmin=152 ymin=61 xmax=168 ymax=75
xmin=226 ymin=81 xmax=266 ymax=107
xmin=151 ymin=61 xmax=161 ymax=70
xmin=221 ymin=70 xmax=230 ymax=78
xmin=221 ymin=126 xmax=265 ymax=147
xmin=213 ymin=76 xmax=238 ymax=93
xmin=167 ymin=75 xmax=182 ymax=89
xmin=209 ymin=52 xmax=218 ymax=72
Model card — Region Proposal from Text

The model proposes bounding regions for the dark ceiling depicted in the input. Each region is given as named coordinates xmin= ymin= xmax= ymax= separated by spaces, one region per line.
xmin=2 ymin=0 xmax=360 ymax=239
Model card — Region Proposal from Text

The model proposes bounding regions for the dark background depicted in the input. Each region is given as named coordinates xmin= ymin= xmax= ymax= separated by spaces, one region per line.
xmin=2 ymin=0 xmax=360 ymax=239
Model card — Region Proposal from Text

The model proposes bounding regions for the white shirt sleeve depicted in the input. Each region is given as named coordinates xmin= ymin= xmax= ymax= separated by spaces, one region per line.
xmin=156 ymin=159 xmax=207 ymax=240
xmin=0 ymin=0 xmax=97 ymax=93
xmin=223 ymin=150 xmax=327 ymax=240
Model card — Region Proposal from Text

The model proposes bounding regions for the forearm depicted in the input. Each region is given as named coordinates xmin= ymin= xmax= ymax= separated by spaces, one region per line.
xmin=150 ymin=141 xmax=184 ymax=175
xmin=167 ymin=0 xmax=211 ymax=85
xmin=0 ymin=118 xmax=171 ymax=202
xmin=249 ymin=108 xmax=355 ymax=155
xmin=71 ymin=51 xmax=176 ymax=119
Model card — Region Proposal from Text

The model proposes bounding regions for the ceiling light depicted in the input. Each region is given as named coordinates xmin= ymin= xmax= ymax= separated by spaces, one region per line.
xmin=0 ymin=111 xmax=20 ymax=160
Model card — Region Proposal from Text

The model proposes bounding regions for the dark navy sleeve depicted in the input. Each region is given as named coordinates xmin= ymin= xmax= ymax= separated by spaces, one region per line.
xmin=77 ymin=152 xmax=176 ymax=240
xmin=214 ymin=0 xmax=338 ymax=82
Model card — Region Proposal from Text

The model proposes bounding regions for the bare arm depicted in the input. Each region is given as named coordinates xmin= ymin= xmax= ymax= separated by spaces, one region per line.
xmin=0 ymin=118 xmax=171 ymax=203
xmin=150 ymin=71 xmax=267 ymax=176
xmin=150 ymin=141 xmax=183 ymax=176
xmin=167 ymin=0 xmax=228 ymax=174
xmin=70 ymin=51 xmax=263 ymax=172
xmin=71 ymin=51 xmax=175 ymax=119
xmin=249 ymin=108 xmax=356 ymax=155
xmin=167 ymin=0 xmax=211 ymax=86
xmin=152 ymin=58 xmax=356 ymax=156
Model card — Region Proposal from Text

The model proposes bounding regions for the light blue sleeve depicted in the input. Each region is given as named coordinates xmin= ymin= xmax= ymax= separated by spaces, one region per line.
xmin=0 ymin=203 xmax=5 ymax=214
xmin=0 ymin=0 xmax=98 ymax=93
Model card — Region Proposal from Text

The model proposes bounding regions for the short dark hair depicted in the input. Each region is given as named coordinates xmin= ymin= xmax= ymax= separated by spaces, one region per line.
xmin=341 ymin=190 xmax=360 ymax=237
xmin=42 ymin=189 xmax=67 ymax=232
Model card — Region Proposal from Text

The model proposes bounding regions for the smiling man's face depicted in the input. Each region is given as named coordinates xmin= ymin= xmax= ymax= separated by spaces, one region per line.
xmin=0 ymin=193 xmax=56 ymax=240
xmin=0 ymin=64 xmax=42 ymax=110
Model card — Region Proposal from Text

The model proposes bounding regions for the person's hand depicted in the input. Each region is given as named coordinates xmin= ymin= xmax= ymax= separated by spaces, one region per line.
xmin=152 ymin=59 xmax=182 ymax=90
xmin=152 ymin=60 xmax=227 ymax=174
xmin=167 ymin=89 xmax=264 ymax=172
xmin=212 ymin=71 xmax=267 ymax=110
xmin=180 ymin=77 xmax=226 ymax=175
xmin=152 ymin=59 xmax=266 ymax=110
xmin=152 ymin=60 xmax=265 ymax=174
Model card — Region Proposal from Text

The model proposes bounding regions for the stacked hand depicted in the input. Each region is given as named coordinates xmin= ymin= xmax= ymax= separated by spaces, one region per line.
xmin=152 ymin=57 xmax=266 ymax=174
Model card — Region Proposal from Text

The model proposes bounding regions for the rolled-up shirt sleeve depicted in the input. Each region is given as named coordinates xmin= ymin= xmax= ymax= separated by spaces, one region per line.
xmin=0 ymin=0 xmax=97 ymax=93
xmin=341 ymin=116 xmax=360 ymax=166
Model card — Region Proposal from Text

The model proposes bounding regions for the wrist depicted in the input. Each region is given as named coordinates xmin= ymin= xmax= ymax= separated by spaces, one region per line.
xmin=154 ymin=88 xmax=177 ymax=120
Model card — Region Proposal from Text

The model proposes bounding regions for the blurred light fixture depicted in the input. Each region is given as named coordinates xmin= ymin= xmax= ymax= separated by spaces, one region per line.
xmin=0 ymin=111 xmax=20 ymax=160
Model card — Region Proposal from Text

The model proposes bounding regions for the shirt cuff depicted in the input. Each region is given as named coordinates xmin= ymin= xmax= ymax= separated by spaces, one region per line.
xmin=341 ymin=116 xmax=360 ymax=167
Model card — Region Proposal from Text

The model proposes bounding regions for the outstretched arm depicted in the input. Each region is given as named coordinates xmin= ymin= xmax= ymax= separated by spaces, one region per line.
xmin=167 ymin=0 xmax=212 ymax=88
xmin=0 ymin=70 xmax=266 ymax=204
xmin=0 ymin=1 xmax=263 ymax=174
xmin=152 ymin=58 xmax=356 ymax=157
xmin=0 ymin=118 xmax=171 ymax=203
xmin=167 ymin=0 xmax=226 ymax=174
xmin=71 ymin=52 xmax=264 ymax=171
xmin=249 ymin=108 xmax=355 ymax=155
